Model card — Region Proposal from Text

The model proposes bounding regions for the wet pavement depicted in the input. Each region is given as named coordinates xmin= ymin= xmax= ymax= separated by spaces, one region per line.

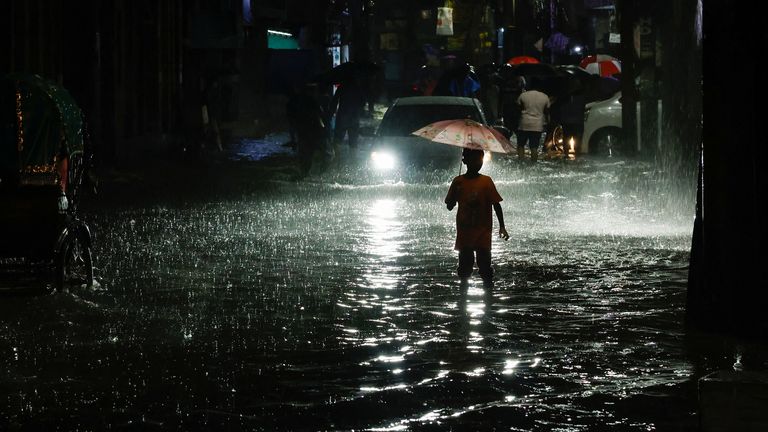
xmin=2 ymin=133 xmax=767 ymax=431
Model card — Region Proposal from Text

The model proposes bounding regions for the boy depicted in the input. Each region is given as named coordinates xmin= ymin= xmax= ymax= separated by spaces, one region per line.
xmin=445 ymin=148 xmax=509 ymax=287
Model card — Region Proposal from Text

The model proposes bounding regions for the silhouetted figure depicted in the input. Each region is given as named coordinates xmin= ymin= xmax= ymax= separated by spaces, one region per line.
xmin=202 ymin=75 xmax=223 ymax=152
xmin=285 ymin=84 xmax=301 ymax=150
xmin=449 ymin=63 xmax=481 ymax=98
xmin=330 ymin=77 xmax=366 ymax=150
xmin=445 ymin=148 xmax=509 ymax=287
xmin=432 ymin=55 xmax=459 ymax=96
xmin=477 ymin=65 xmax=500 ymax=124
xmin=499 ymin=68 xmax=526 ymax=132
xmin=516 ymin=78 xmax=551 ymax=163
xmin=286 ymin=83 xmax=327 ymax=177
xmin=552 ymin=80 xmax=587 ymax=157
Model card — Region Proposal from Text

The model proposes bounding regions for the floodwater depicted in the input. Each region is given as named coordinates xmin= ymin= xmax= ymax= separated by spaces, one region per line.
xmin=0 ymin=148 xmax=755 ymax=431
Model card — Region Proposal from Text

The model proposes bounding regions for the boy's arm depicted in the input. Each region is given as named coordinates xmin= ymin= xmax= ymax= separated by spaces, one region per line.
xmin=493 ymin=202 xmax=509 ymax=240
xmin=445 ymin=181 xmax=457 ymax=210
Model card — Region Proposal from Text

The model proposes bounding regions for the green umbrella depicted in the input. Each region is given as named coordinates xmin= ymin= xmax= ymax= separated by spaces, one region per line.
xmin=1 ymin=73 xmax=84 ymax=178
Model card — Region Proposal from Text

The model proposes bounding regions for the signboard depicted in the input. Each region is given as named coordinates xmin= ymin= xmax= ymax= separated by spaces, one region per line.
xmin=436 ymin=7 xmax=453 ymax=36
xmin=609 ymin=33 xmax=621 ymax=44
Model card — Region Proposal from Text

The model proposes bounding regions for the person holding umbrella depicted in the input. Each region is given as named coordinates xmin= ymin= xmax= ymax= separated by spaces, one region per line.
xmin=444 ymin=148 xmax=510 ymax=288
xmin=410 ymin=118 xmax=514 ymax=287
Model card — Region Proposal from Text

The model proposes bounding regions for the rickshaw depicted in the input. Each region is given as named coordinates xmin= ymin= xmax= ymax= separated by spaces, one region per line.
xmin=0 ymin=73 xmax=93 ymax=292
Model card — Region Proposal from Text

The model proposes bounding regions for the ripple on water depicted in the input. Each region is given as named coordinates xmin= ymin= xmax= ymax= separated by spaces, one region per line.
xmin=0 ymin=157 xmax=708 ymax=431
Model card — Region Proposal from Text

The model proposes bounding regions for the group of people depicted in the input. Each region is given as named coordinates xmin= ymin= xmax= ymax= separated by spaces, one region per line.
xmin=287 ymin=57 xmax=594 ymax=176
xmin=282 ymin=64 xmax=560 ymax=289
xmin=419 ymin=58 xmax=592 ymax=163
xmin=281 ymin=59 xmax=606 ymax=295
xmin=426 ymin=59 xmax=600 ymax=162
xmin=285 ymin=74 xmax=370 ymax=178
xmin=474 ymin=66 xmax=587 ymax=164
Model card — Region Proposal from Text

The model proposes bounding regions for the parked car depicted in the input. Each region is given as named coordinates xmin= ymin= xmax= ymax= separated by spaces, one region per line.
xmin=581 ymin=91 xmax=628 ymax=156
xmin=368 ymin=96 xmax=508 ymax=171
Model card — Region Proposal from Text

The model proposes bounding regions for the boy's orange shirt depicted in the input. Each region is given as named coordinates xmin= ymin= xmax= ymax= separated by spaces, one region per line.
xmin=445 ymin=174 xmax=503 ymax=251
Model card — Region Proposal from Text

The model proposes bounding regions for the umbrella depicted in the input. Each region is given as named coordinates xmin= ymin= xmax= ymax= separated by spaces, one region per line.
xmin=583 ymin=59 xmax=621 ymax=77
xmin=579 ymin=54 xmax=621 ymax=77
xmin=556 ymin=64 xmax=592 ymax=80
xmin=507 ymin=62 xmax=559 ymax=77
xmin=507 ymin=55 xmax=540 ymax=65
xmin=1 ymin=73 xmax=85 ymax=173
xmin=411 ymin=119 xmax=515 ymax=154
xmin=578 ymin=54 xmax=618 ymax=69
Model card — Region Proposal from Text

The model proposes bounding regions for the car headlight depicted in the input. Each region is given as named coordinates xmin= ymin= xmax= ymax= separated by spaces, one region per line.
xmin=371 ymin=151 xmax=397 ymax=170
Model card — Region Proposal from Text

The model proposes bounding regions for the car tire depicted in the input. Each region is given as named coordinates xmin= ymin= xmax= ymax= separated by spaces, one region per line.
xmin=589 ymin=127 xmax=629 ymax=158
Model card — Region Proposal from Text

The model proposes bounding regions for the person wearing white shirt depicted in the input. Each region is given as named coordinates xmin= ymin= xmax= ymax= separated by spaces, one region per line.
xmin=516 ymin=78 xmax=551 ymax=163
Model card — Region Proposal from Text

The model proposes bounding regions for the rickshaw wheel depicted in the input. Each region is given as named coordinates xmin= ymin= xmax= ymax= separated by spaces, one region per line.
xmin=550 ymin=124 xmax=565 ymax=153
xmin=56 ymin=232 xmax=94 ymax=293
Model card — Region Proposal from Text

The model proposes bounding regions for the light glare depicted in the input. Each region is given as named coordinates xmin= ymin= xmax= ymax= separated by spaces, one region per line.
xmin=371 ymin=151 xmax=396 ymax=170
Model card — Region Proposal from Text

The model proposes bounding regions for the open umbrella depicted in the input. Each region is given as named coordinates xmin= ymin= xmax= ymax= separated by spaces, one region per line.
xmin=1 ymin=73 xmax=85 ymax=174
xmin=411 ymin=119 xmax=515 ymax=154
xmin=579 ymin=55 xmax=621 ymax=77
xmin=507 ymin=62 xmax=559 ymax=77
xmin=584 ymin=60 xmax=621 ymax=77
xmin=578 ymin=54 xmax=618 ymax=69
xmin=507 ymin=55 xmax=539 ymax=65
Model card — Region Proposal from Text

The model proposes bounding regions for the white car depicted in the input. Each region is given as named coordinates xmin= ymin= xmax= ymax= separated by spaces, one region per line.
xmin=581 ymin=91 xmax=625 ymax=156
xmin=369 ymin=96 xmax=505 ymax=171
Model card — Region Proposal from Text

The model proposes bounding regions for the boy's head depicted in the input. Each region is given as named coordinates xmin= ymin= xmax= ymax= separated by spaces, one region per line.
xmin=462 ymin=148 xmax=484 ymax=173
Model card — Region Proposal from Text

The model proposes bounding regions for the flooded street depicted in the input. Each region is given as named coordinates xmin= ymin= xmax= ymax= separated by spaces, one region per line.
xmin=0 ymin=152 xmax=749 ymax=431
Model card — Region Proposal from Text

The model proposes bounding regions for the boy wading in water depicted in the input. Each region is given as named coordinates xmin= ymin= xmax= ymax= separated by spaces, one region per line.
xmin=445 ymin=148 xmax=509 ymax=287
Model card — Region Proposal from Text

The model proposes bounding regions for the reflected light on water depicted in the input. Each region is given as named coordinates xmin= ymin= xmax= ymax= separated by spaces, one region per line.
xmin=502 ymin=359 xmax=520 ymax=376
xmin=364 ymin=199 xmax=404 ymax=289
xmin=3 ymin=156 xmax=707 ymax=431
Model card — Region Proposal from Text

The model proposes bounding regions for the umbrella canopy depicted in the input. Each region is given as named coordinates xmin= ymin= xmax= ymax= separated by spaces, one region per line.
xmin=1 ymin=73 xmax=84 ymax=176
xmin=411 ymin=119 xmax=515 ymax=154
xmin=507 ymin=55 xmax=540 ymax=65
xmin=583 ymin=59 xmax=621 ymax=77
xmin=579 ymin=55 xmax=621 ymax=77
xmin=578 ymin=54 xmax=618 ymax=69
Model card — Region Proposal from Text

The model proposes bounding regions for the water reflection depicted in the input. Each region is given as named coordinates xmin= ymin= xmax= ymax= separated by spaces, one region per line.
xmin=1 ymin=156 xmax=734 ymax=431
xmin=363 ymin=198 xmax=404 ymax=290
xmin=456 ymin=283 xmax=492 ymax=352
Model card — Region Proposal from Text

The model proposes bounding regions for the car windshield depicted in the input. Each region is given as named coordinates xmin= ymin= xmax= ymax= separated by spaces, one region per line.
xmin=378 ymin=104 xmax=483 ymax=136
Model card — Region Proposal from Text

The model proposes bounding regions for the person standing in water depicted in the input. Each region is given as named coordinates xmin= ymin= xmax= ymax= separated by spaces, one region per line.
xmin=445 ymin=148 xmax=509 ymax=287
xmin=516 ymin=77 xmax=551 ymax=163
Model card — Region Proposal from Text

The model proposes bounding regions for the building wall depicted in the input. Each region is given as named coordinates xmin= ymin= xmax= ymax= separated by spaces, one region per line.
xmin=2 ymin=0 xmax=188 ymax=161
